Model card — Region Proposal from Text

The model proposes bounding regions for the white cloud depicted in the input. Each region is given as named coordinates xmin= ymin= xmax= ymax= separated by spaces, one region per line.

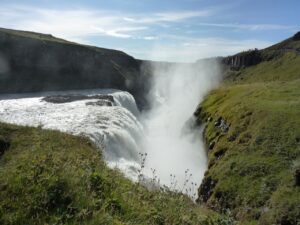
xmin=127 ymin=10 xmax=212 ymax=24
xmin=0 ymin=5 xmax=213 ymax=42
xmin=92 ymin=26 xmax=148 ymax=39
xmin=198 ymin=22 xmax=299 ymax=31
xmin=155 ymin=10 xmax=211 ymax=21
xmin=143 ymin=36 xmax=158 ymax=40
xmin=0 ymin=6 xmax=150 ymax=41
xmin=123 ymin=17 xmax=136 ymax=22
xmin=0 ymin=4 xmax=282 ymax=62
xmin=141 ymin=37 xmax=272 ymax=62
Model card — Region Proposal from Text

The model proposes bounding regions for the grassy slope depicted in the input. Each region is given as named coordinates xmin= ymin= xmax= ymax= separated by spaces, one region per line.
xmin=0 ymin=27 xmax=131 ymax=56
xmin=196 ymin=39 xmax=300 ymax=224
xmin=0 ymin=123 xmax=229 ymax=225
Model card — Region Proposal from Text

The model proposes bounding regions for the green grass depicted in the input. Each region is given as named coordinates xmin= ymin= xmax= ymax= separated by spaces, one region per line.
xmin=0 ymin=27 xmax=76 ymax=44
xmin=226 ymin=52 xmax=300 ymax=83
xmin=0 ymin=27 xmax=130 ymax=56
xmin=196 ymin=50 xmax=300 ymax=224
xmin=0 ymin=123 xmax=229 ymax=225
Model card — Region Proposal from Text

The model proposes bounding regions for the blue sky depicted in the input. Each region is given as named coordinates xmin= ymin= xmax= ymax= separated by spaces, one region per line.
xmin=0 ymin=0 xmax=299 ymax=62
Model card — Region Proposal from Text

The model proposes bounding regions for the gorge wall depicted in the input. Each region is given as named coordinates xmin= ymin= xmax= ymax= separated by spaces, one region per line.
xmin=0 ymin=28 xmax=150 ymax=108
xmin=220 ymin=31 xmax=300 ymax=71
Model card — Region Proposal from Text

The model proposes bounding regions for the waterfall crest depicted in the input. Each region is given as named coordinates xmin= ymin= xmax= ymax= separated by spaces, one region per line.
xmin=0 ymin=89 xmax=144 ymax=180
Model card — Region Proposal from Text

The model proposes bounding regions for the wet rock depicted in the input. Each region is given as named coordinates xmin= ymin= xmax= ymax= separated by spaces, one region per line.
xmin=214 ymin=117 xmax=222 ymax=127
xmin=214 ymin=117 xmax=230 ymax=133
xmin=207 ymin=117 xmax=213 ymax=122
xmin=86 ymin=100 xmax=113 ymax=107
xmin=43 ymin=94 xmax=115 ymax=104
xmin=214 ymin=148 xmax=227 ymax=160
xmin=194 ymin=106 xmax=202 ymax=115
xmin=0 ymin=137 xmax=10 ymax=157
xmin=221 ymin=121 xmax=229 ymax=133
xmin=209 ymin=141 xmax=215 ymax=150
xmin=197 ymin=176 xmax=217 ymax=203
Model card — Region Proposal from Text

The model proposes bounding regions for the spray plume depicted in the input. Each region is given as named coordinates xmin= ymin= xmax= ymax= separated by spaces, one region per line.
xmin=141 ymin=59 xmax=222 ymax=196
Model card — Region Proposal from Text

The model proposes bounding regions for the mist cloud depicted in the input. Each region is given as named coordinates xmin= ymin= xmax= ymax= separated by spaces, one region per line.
xmin=141 ymin=58 xmax=222 ymax=196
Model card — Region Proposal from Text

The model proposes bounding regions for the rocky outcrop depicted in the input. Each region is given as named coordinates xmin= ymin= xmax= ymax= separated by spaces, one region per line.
xmin=214 ymin=117 xmax=230 ymax=133
xmin=221 ymin=49 xmax=262 ymax=70
xmin=219 ymin=31 xmax=300 ymax=71
xmin=292 ymin=32 xmax=300 ymax=41
xmin=0 ymin=28 xmax=150 ymax=109
xmin=197 ymin=176 xmax=217 ymax=203
xmin=86 ymin=100 xmax=113 ymax=107
xmin=42 ymin=94 xmax=114 ymax=104
xmin=195 ymin=32 xmax=300 ymax=224
xmin=0 ymin=137 xmax=10 ymax=158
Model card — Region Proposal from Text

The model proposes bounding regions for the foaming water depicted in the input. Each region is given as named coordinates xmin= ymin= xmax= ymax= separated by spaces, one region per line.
xmin=141 ymin=61 xmax=221 ymax=197
xmin=0 ymin=89 xmax=143 ymax=180
xmin=0 ymin=60 xmax=221 ymax=199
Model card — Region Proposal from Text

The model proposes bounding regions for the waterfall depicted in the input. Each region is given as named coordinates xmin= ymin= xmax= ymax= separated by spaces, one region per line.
xmin=0 ymin=89 xmax=144 ymax=181
xmin=0 ymin=59 xmax=221 ymax=198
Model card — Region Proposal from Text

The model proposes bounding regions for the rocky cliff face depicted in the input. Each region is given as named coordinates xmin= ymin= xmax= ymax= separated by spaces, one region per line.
xmin=220 ymin=32 xmax=300 ymax=72
xmin=221 ymin=49 xmax=262 ymax=70
xmin=0 ymin=28 xmax=150 ymax=108
xmin=195 ymin=32 xmax=300 ymax=224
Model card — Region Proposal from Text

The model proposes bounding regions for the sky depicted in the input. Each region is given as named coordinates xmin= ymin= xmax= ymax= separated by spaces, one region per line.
xmin=0 ymin=0 xmax=299 ymax=62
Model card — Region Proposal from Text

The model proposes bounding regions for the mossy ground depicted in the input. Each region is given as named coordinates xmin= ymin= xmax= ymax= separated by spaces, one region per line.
xmin=0 ymin=123 xmax=229 ymax=225
xmin=196 ymin=50 xmax=300 ymax=224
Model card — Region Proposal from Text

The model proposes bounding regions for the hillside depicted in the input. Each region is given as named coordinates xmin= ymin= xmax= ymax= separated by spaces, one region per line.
xmin=0 ymin=122 xmax=235 ymax=225
xmin=0 ymin=27 xmax=149 ymax=108
xmin=221 ymin=32 xmax=300 ymax=70
xmin=196 ymin=32 xmax=300 ymax=224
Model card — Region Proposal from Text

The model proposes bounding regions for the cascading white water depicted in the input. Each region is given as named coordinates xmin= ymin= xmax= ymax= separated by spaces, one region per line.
xmin=0 ymin=89 xmax=144 ymax=180
xmin=140 ymin=61 xmax=221 ymax=198
xmin=0 ymin=60 xmax=221 ymax=199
